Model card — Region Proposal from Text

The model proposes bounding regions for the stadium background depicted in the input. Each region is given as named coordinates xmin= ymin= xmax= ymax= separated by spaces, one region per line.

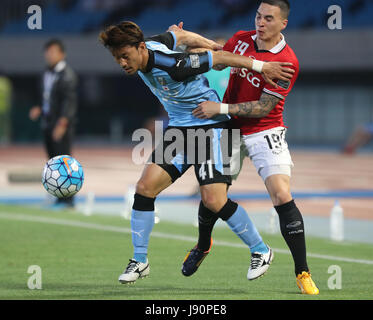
xmin=0 ymin=0 xmax=372 ymax=300
xmin=1 ymin=0 xmax=373 ymax=145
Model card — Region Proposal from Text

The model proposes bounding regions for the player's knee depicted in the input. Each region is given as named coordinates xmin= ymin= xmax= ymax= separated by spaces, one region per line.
xmin=272 ymin=190 xmax=292 ymax=206
xmin=201 ymin=193 xmax=225 ymax=213
xmin=135 ymin=180 xmax=157 ymax=198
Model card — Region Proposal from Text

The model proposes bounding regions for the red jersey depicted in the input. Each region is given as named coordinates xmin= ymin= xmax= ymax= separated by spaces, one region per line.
xmin=223 ymin=30 xmax=299 ymax=135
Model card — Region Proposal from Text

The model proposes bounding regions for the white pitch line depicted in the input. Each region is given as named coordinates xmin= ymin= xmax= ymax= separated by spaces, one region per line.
xmin=1 ymin=212 xmax=373 ymax=265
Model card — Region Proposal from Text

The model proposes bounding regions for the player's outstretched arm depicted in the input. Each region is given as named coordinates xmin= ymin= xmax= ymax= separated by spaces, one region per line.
xmin=183 ymin=47 xmax=227 ymax=70
xmin=210 ymin=50 xmax=294 ymax=87
xmin=168 ymin=23 xmax=294 ymax=84
xmin=181 ymin=46 xmax=294 ymax=84
xmin=192 ymin=92 xmax=280 ymax=119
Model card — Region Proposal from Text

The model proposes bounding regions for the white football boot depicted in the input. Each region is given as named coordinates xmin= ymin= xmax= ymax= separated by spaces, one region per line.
xmin=247 ymin=246 xmax=274 ymax=280
xmin=118 ymin=259 xmax=150 ymax=284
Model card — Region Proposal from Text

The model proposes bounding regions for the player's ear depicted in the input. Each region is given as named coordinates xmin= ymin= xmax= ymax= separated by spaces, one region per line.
xmin=138 ymin=42 xmax=146 ymax=51
xmin=281 ymin=19 xmax=288 ymax=31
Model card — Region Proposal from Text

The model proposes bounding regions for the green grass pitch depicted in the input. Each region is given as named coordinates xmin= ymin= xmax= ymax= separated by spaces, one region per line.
xmin=0 ymin=203 xmax=372 ymax=300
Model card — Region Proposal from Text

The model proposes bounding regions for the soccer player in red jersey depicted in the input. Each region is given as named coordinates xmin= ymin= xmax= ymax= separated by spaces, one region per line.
xmin=191 ymin=0 xmax=319 ymax=294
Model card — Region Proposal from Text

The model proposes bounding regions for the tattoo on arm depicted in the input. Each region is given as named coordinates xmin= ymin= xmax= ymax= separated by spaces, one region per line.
xmin=228 ymin=93 xmax=280 ymax=118
xmin=213 ymin=64 xmax=228 ymax=71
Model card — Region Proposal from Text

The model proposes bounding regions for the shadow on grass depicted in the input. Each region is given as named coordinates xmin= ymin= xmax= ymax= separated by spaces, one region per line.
xmin=0 ymin=281 xmax=314 ymax=300
xmin=1 ymin=280 xmax=260 ymax=299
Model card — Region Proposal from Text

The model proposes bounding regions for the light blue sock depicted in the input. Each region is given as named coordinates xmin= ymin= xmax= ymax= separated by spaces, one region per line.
xmin=226 ymin=205 xmax=268 ymax=253
xmin=131 ymin=209 xmax=155 ymax=263
xmin=251 ymin=241 xmax=269 ymax=254
xmin=133 ymin=253 xmax=147 ymax=263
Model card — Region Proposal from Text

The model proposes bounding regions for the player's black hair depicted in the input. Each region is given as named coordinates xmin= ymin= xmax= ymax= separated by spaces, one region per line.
xmin=260 ymin=0 xmax=290 ymax=18
xmin=99 ymin=21 xmax=145 ymax=50
xmin=44 ymin=38 xmax=65 ymax=53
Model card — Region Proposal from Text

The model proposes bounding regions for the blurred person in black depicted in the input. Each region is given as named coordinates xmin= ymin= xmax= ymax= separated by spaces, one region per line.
xmin=29 ymin=39 xmax=78 ymax=209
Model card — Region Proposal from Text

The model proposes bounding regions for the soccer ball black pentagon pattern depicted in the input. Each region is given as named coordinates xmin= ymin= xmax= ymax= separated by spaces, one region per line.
xmin=42 ymin=155 xmax=84 ymax=198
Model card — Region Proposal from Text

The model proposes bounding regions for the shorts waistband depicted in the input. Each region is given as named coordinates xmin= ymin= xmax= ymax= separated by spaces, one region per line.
xmin=241 ymin=126 xmax=287 ymax=138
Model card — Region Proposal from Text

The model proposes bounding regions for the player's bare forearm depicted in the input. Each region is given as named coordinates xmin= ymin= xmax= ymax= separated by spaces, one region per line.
xmin=211 ymin=50 xmax=253 ymax=70
xmin=228 ymin=93 xmax=280 ymax=118
xmin=186 ymin=47 xmax=210 ymax=53
xmin=172 ymin=28 xmax=220 ymax=51
xmin=211 ymin=52 xmax=294 ymax=84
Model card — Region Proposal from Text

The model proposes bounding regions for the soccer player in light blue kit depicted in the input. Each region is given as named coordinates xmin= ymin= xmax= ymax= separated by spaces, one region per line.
xmin=99 ymin=21 xmax=295 ymax=283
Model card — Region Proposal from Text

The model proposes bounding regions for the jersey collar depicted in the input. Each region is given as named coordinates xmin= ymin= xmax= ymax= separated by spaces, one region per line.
xmin=143 ymin=49 xmax=154 ymax=73
xmin=251 ymin=33 xmax=286 ymax=54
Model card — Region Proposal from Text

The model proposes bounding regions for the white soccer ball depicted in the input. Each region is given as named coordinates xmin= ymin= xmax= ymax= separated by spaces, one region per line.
xmin=42 ymin=155 xmax=84 ymax=198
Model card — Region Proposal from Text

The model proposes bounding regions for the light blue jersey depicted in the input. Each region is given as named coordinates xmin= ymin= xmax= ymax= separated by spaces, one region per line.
xmin=137 ymin=32 xmax=230 ymax=127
